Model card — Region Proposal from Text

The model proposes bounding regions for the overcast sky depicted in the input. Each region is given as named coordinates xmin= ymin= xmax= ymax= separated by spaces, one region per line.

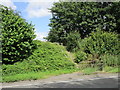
xmin=0 ymin=0 xmax=59 ymax=41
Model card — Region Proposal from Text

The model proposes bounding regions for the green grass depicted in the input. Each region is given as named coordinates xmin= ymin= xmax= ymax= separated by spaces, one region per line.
xmin=2 ymin=40 xmax=75 ymax=76
xmin=82 ymin=67 xmax=98 ymax=75
xmin=2 ymin=66 xmax=119 ymax=83
xmin=81 ymin=66 xmax=119 ymax=75
xmin=2 ymin=69 xmax=78 ymax=83
xmin=103 ymin=66 xmax=119 ymax=73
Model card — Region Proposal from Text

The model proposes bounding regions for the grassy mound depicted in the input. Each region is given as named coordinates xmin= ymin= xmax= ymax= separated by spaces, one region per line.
xmin=2 ymin=40 xmax=75 ymax=76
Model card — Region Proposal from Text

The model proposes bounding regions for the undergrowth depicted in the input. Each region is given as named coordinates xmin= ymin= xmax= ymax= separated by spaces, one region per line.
xmin=2 ymin=40 xmax=75 ymax=76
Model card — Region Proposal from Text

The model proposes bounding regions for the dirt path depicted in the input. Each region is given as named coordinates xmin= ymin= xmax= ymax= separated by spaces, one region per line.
xmin=2 ymin=72 xmax=118 ymax=88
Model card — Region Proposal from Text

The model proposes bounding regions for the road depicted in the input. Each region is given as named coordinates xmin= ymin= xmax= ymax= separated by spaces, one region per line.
xmin=2 ymin=76 xmax=119 ymax=88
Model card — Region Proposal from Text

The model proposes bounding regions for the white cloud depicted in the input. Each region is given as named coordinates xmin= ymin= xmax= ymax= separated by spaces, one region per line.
xmin=26 ymin=0 xmax=59 ymax=18
xmin=0 ymin=0 xmax=16 ymax=10
xmin=35 ymin=31 xmax=48 ymax=41
xmin=10 ymin=0 xmax=59 ymax=2
xmin=26 ymin=2 xmax=52 ymax=18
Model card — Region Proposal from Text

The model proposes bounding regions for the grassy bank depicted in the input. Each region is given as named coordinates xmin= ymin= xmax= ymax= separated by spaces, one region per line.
xmin=2 ymin=66 xmax=119 ymax=83
xmin=103 ymin=66 xmax=119 ymax=73
xmin=2 ymin=41 xmax=119 ymax=83
xmin=2 ymin=69 xmax=78 ymax=83
xmin=81 ymin=66 xmax=119 ymax=75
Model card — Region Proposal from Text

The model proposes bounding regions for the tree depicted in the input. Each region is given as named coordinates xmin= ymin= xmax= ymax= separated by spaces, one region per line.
xmin=108 ymin=2 xmax=120 ymax=34
xmin=0 ymin=5 xmax=36 ymax=64
xmin=46 ymin=2 xmax=117 ymax=49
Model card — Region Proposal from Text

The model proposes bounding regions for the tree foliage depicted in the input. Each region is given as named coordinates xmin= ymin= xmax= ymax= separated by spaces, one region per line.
xmin=0 ymin=5 xmax=36 ymax=64
xmin=66 ymin=31 xmax=81 ymax=52
xmin=46 ymin=2 xmax=118 ymax=48
xmin=108 ymin=2 xmax=120 ymax=34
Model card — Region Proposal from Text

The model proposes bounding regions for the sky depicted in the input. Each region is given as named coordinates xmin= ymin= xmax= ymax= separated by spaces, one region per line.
xmin=0 ymin=0 xmax=59 ymax=41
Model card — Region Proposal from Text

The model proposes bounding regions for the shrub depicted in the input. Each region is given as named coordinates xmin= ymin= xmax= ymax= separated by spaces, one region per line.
xmin=0 ymin=5 xmax=36 ymax=64
xmin=74 ymin=51 xmax=87 ymax=63
xmin=80 ymin=31 xmax=119 ymax=55
xmin=2 ymin=40 xmax=75 ymax=76
xmin=66 ymin=31 xmax=81 ymax=52
xmin=100 ymin=54 xmax=119 ymax=67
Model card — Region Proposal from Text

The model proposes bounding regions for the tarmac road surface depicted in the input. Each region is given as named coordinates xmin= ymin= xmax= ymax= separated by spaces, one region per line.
xmin=2 ymin=76 xmax=119 ymax=88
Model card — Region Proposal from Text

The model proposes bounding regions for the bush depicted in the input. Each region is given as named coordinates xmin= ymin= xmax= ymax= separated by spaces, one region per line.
xmin=80 ymin=31 xmax=119 ymax=55
xmin=2 ymin=40 xmax=75 ymax=76
xmin=0 ymin=5 xmax=36 ymax=64
xmin=66 ymin=31 xmax=81 ymax=52
xmin=74 ymin=51 xmax=87 ymax=63
xmin=100 ymin=54 xmax=119 ymax=67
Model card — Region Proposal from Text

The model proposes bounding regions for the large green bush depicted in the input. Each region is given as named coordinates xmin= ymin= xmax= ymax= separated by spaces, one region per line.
xmin=80 ymin=31 xmax=119 ymax=55
xmin=2 ymin=40 xmax=75 ymax=76
xmin=0 ymin=5 xmax=36 ymax=64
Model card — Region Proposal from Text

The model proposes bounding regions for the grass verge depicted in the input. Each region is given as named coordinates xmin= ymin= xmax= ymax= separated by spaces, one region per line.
xmin=2 ymin=69 xmax=78 ymax=83
xmin=81 ymin=67 xmax=98 ymax=75
xmin=2 ymin=66 xmax=119 ymax=83
xmin=103 ymin=66 xmax=119 ymax=73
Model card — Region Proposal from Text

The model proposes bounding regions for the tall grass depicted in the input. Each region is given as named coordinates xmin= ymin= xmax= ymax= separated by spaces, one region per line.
xmin=103 ymin=66 xmax=119 ymax=73
xmin=2 ymin=69 xmax=78 ymax=83
xmin=100 ymin=54 xmax=119 ymax=67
